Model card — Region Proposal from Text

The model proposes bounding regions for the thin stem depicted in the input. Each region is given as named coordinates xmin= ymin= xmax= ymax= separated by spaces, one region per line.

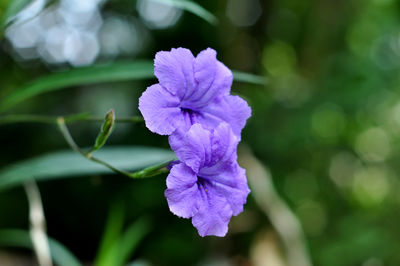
xmin=56 ymin=117 xmax=132 ymax=177
xmin=56 ymin=117 xmax=168 ymax=179
xmin=73 ymin=116 xmax=143 ymax=123
xmin=0 ymin=114 xmax=58 ymax=124
xmin=114 ymin=117 xmax=144 ymax=123
xmin=0 ymin=113 xmax=143 ymax=125
xmin=129 ymin=160 xmax=171 ymax=178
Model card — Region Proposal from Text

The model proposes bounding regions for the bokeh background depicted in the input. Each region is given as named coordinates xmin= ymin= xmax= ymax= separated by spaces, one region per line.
xmin=1 ymin=0 xmax=400 ymax=265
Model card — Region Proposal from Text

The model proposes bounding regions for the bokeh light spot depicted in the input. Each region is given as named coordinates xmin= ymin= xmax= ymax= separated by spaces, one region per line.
xmin=362 ymin=257 xmax=384 ymax=266
xmin=5 ymin=0 xmax=105 ymax=66
xmin=272 ymin=73 xmax=310 ymax=107
xmin=296 ymin=200 xmax=327 ymax=236
xmin=262 ymin=41 xmax=296 ymax=77
xmin=311 ymin=103 xmax=346 ymax=142
xmin=284 ymin=170 xmax=319 ymax=202
xmin=355 ymin=127 xmax=390 ymax=162
xmin=137 ymin=0 xmax=182 ymax=29
xmin=226 ymin=0 xmax=262 ymax=27
xmin=329 ymin=152 xmax=361 ymax=188
xmin=371 ymin=34 xmax=400 ymax=70
xmin=352 ymin=166 xmax=390 ymax=208
xmin=346 ymin=19 xmax=380 ymax=57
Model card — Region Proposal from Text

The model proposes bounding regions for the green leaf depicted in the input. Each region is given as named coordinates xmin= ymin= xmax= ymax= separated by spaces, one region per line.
xmin=115 ymin=217 xmax=151 ymax=266
xmin=1 ymin=0 xmax=31 ymax=28
xmin=95 ymin=201 xmax=151 ymax=266
xmin=95 ymin=202 xmax=125 ymax=266
xmin=0 ymin=60 xmax=154 ymax=112
xmin=232 ymin=70 xmax=268 ymax=85
xmin=0 ymin=146 xmax=176 ymax=190
xmin=0 ymin=229 xmax=82 ymax=266
xmin=48 ymin=236 xmax=82 ymax=266
xmin=0 ymin=59 xmax=264 ymax=112
xmin=91 ymin=109 xmax=116 ymax=153
xmin=96 ymin=216 xmax=151 ymax=266
xmin=150 ymin=0 xmax=218 ymax=25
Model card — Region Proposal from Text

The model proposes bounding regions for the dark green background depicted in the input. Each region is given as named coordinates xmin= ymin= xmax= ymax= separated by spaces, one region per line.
xmin=1 ymin=0 xmax=400 ymax=265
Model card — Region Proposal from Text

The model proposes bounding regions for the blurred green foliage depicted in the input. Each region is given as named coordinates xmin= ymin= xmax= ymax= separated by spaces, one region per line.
xmin=1 ymin=0 xmax=400 ymax=265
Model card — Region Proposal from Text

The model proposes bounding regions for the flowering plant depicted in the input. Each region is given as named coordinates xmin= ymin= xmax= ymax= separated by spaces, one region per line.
xmin=0 ymin=40 xmax=262 ymax=266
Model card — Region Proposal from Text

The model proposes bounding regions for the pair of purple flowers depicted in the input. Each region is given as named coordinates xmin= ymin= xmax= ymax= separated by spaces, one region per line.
xmin=139 ymin=48 xmax=251 ymax=237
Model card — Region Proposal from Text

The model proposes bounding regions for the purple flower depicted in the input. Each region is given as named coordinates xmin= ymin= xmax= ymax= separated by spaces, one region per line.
xmin=138 ymin=47 xmax=251 ymax=137
xmin=138 ymin=47 xmax=252 ymax=237
xmin=165 ymin=123 xmax=250 ymax=237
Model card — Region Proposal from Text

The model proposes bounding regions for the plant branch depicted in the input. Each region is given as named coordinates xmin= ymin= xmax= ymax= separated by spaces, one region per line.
xmin=0 ymin=113 xmax=143 ymax=125
xmin=56 ymin=117 xmax=170 ymax=179
xmin=56 ymin=117 xmax=132 ymax=177
xmin=129 ymin=160 xmax=170 ymax=178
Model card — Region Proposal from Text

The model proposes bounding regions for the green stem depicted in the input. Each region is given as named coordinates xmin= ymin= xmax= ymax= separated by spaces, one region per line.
xmin=129 ymin=161 xmax=171 ymax=178
xmin=1 ymin=112 xmax=168 ymax=178
xmin=56 ymin=117 xmax=133 ymax=177
xmin=56 ymin=117 xmax=170 ymax=179
xmin=0 ymin=113 xmax=143 ymax=125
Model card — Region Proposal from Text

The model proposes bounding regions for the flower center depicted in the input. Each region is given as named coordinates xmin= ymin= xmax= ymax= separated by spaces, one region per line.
xmin=180 ymin=107 xmax=194 ymax=114
xmin=197 ymin=177 xmax=210 ymax=193
xmin=181 ymin=107 xmax=198 ymax=125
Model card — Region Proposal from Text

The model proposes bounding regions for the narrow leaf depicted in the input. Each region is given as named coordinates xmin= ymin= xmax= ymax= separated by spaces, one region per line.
xmin=0 ymin=229 xmax=82 ymax=266
xmin=115 ymin=217 xmax=151 ymax=266
xmin=96 ymin=216 xmax=151 ymax=266
xmin=150 ymin=0 xmax=217 ymax=25
xmin=0 ymin=60 xmax=264 ymax=112
xmin=232 ymin=70 xmax=268 ymax=85
xmin=95 ymin=202 xmax=125 ymax=266
xmin=0 ymin=60 xmax=154 ymax=112
xmin=0 ymin=146 xmax=176 ymax=190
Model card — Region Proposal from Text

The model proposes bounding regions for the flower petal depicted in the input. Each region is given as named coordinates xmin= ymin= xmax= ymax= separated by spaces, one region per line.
xmin=210 ymin=122 xmax=239 ymax=165
xmin=199 ymin=95 xmax=251 ymax=137
xmin=191 ymin=178 xmax=233 ymax=237
xmin=154 ymin=48 xmax=195 ymax=98
xmin=138 ymin=84 xmax=183 ymax=135
xmin=183 ymin=48 xmax=233 ymax=109
xmin=208 ymin=163 xmax=250 ymax=216
xmin=168 ymin=124 xmax=211 ymax=173
xmin=165 ymin=163 xmax=200 ymax=218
